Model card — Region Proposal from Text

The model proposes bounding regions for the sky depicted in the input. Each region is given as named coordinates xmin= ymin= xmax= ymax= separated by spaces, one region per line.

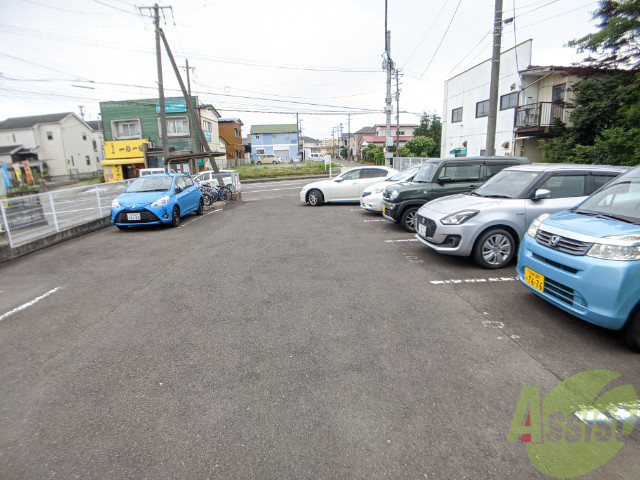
xmin=0 ymin=0 xmax=600 ymax=140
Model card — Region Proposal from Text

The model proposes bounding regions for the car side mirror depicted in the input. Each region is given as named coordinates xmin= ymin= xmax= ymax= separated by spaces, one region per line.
xmin=334 ymin=177 xmax=344 ymax=182
xmin=532 ymin=188 xmax=551 ymax=200
xmin=438 ymin=177 xmax=452 ymax=184
xmin=177 ymin=186 xmax=184 ymax=193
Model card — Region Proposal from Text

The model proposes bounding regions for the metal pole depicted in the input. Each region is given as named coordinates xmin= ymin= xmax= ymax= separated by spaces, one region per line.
xmin=0 ymin=200 xmax=14 ymax=248
xmin=395 ymin=69 xmax=401 ymax=161
xmin=153 ymin=4 xmax=169 ymax=168
xmin=485 ymin=0 xmax=503 ymax=156
xmin=159 ymin=29 xmax=220 ymax=173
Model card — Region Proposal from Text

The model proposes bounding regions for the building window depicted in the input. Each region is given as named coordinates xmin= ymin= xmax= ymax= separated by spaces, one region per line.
xmin=552 ymin=84 xmax=566 ymax=102
xmin=82 ymin=132 xmax=87 ymax=141
xmin=203 ymin=120 xmax=212 ymax=132
xmin=256 ymin=148 xmax=265 ymax=155
xmin=235 ymin=128 xmax=240 ymax=137
xmin=71 ymin=156 xmax=75 ymax=166
xmin=47 ymin=131 xmax=54 ymax=140
xmin=92 ymin=139 xmax=97 ymax=151
xmin=476 ymin=100 xmax=489 ymax=118
xmin=255 ymin=135 xmax=260 ymax=139
xmin=500 ymin=92 xmax=518 ymax=110
xmin=111 ymin=119 xmax=141 ymax=140
xmin=451 ymin=107 xmax=463 ymax=123
xmin=159 ymin=116 xmax=189 ymax=137
xmin=86 ymin=155 xmax=91 ymax=165
xmin=272 ymin=134 xmax=277 ymax=139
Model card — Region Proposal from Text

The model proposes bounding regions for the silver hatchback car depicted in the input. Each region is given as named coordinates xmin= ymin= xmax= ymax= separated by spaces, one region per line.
xmin=415 ymin=164 xmax=629 ymax=269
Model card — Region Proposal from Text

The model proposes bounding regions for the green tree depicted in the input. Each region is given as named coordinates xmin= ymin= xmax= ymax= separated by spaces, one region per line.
xmin=362 ymin=144 xmax=385 ymax=165
xmin=404 ymin=136 xmax=437 ymax=157
xmin=412 ymin=112 xmax=442 ymax=157
xmin=569 ymin=0 xmax=640 ymax=69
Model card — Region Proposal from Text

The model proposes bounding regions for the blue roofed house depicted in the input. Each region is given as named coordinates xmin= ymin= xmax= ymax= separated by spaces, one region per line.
xmin=250 ymin=124 xmax=299 ymax=163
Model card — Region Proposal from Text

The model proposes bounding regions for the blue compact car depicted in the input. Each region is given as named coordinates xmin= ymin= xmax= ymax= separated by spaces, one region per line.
xmin=517 ymin=167 xmax=640 ymax=351
xmin=111 ymin=173 xmax=203 ymax=229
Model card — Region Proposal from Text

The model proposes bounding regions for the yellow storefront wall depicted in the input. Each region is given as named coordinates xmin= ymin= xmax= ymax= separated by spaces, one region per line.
xmin=102 ymin=140 xmax=149 ymax=182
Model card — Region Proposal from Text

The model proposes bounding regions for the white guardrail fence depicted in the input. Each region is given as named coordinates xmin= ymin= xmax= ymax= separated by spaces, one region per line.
xmin=392 ymin=157 xmax=436 ymax=171
xmin=0 ymin=180 xmax=134 ymax=248
xmin=1 ymin=171 xmax=242 ymax=248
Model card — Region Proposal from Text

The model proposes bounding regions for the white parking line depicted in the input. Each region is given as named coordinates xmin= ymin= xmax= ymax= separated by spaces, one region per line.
xmin=0 ymin=287 xmax=63 ymax=322
xmin=242 ymin=187 xmax=302 ymax=194
xmin=364 ymin=219 xmax=387 ymax=223
xmin=385 ymin=239 xmax=419 ymax=243
xmin=430 ymin=277 xmax=517 ymax=285
xmin=178 ymin=208 xmax=222 ymax=228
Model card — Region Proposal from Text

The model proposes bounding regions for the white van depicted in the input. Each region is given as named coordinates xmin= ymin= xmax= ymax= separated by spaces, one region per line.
xmin=309 ymin=153 xmax=325 ymax=162
xmin=139 ymin=168 xmax=165 ymax=176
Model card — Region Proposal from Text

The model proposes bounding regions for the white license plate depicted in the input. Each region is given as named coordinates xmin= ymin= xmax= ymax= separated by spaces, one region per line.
xmin=418 ymin=223 xmax=426 ymax=237
xmin=127 ymin=213 xmax=141 ymax=221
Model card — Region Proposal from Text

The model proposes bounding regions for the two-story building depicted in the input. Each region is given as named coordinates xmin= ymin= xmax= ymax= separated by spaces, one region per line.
xmin=99 ymin=97 xmax=225 ymax=181
xmin=250 ymin=124 xmax=298 ymax=162
xmin=0 ymin=112 xmax=103 ymax=181
xmin=513 ymin=66 xmax=582 ymax=162
xmin=358 ymin=123 xmax=418 ymax=157
xmin=218 ymin=118 xmax=245 ymax=167
xmin=441 ymin=40 xmax=533 ymax=158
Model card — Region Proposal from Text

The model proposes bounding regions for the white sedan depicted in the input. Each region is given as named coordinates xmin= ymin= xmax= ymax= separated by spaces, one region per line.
xmin=300 ymin=166 xmax=398 ymax=206
xmin=360 ymin=166 xmax=420 ymax=213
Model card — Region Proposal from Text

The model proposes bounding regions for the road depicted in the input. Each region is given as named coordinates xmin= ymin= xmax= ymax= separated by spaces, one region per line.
xmin=1 ymin=178 xmax=638 ymax=479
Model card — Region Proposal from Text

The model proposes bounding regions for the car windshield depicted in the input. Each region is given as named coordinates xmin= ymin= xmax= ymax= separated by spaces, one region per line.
xmin=412 ymin=163 xmax=438 ymax=183
xmin=125 ymin=176 xmax=173 ymax=193
xmin=573 ymin=180 xmax=640 ymax=224
xmin=387 ymin=166 xmax=420 ymax=182
xmin=473 ymin=170 xmax=540 ymax=199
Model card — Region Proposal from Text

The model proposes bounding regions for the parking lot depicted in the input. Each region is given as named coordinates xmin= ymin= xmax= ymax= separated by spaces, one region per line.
xmin=0 ymin=180 xmax=638 ymax=479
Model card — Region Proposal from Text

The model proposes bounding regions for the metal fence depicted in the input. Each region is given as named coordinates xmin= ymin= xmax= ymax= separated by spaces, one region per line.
xmin=0 ymin=180 xmax=132 ymax=248
xmin=392 ymin=157 xmax=435 ymax=171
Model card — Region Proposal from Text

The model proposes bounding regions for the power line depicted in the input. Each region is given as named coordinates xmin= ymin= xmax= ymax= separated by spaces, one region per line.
xmin=418 ymin=0 xmax=463 ymax=80
xmin=401 ymin=0 xmax=449 ymax=68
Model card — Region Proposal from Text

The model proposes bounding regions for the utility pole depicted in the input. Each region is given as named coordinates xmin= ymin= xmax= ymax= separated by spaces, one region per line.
xmin=159 ymin=29 xmax=220 ymax=173
xmin=394 ymin=69 xmax=402 ymax=160
xmin=296 ymin=113 xmax=301 ymax=162
xmin=383 ymin=0 xmax=394 ymax=166
xmin=139 ymin=3 xmax=171 ymax=169
xmin=78 ymin=105 xmax=85 ymax=121
xmin=181 ymin=59 xmax=198 ymax=158
xmin=331 ymin=127 xmax=336 ymax=159
xmin=347 ymin=114 xmax=351 ymax=160
xmin=485 ymin=0 xmax=503 ymax=156
xmin=339 ymin=123 xmax=343 ymax=160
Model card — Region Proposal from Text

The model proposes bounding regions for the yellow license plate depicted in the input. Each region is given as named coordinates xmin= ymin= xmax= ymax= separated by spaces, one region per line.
xmin=382 ymin=204 xmax=386 ymax=214
xmin=525 ymin=267 xmax=544 ymax=293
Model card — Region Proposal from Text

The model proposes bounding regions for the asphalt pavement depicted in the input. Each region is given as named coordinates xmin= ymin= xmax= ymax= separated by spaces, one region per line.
xmin=0 ymin=179 xmax=638 ymax=479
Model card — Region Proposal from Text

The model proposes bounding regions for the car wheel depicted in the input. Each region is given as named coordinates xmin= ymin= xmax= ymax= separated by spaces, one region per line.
xmin=473 ymin=228 xmax=515 ymax=269
xmin=116 ymin=225 xmax=128 ymax=230
xmin=273 ymin=161 xmax=277 ymax=165
xmin=400 ymin=207 xmax=418 ymax=232
xmin=624 ymin=309 xmax=640 ymax=352
xmin=257 ymin=161 xmax=262 ymax=165
xmin=170 ymin=206 xmax=180 ymax=228
xmin=307 ymin=189 xmax=324 ymax=206
xmin=195 ymin=198 xmax=204 ymax=215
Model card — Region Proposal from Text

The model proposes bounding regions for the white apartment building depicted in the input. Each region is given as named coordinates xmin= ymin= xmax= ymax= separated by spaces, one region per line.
xmin=441 ymin=40 xmax=532 ymax=158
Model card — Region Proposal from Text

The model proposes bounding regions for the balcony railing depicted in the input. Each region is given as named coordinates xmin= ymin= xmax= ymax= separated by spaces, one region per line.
xmin=515 ymin=102 xmax=571 ymax=129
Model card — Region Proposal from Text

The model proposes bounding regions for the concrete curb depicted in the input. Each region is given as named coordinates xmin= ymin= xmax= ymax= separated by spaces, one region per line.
xmin=240 ymin=175 xmax=332 ymax=184
xmin=0 ymin=217 xmax=112 ymax=264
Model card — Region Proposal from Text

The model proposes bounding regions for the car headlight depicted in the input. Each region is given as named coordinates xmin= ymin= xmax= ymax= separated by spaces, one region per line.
xmin=112 ymin=198 xmax=121 ymax=208
xmin=587 ymin=235 xmax=640 ymax=261
xmin=151 ymin=195 xmax=170 ymax=207
xmin=526 ymin=213 xmax=553 ymax=238
xmin=389 ymin=189 xmax=399 ymax=201
xmin=440 ymin=210 xmax=479 ymax=225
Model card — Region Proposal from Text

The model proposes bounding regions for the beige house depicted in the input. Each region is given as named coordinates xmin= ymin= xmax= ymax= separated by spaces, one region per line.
xmin=514 ymin=66 xmax=582 ymax=162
